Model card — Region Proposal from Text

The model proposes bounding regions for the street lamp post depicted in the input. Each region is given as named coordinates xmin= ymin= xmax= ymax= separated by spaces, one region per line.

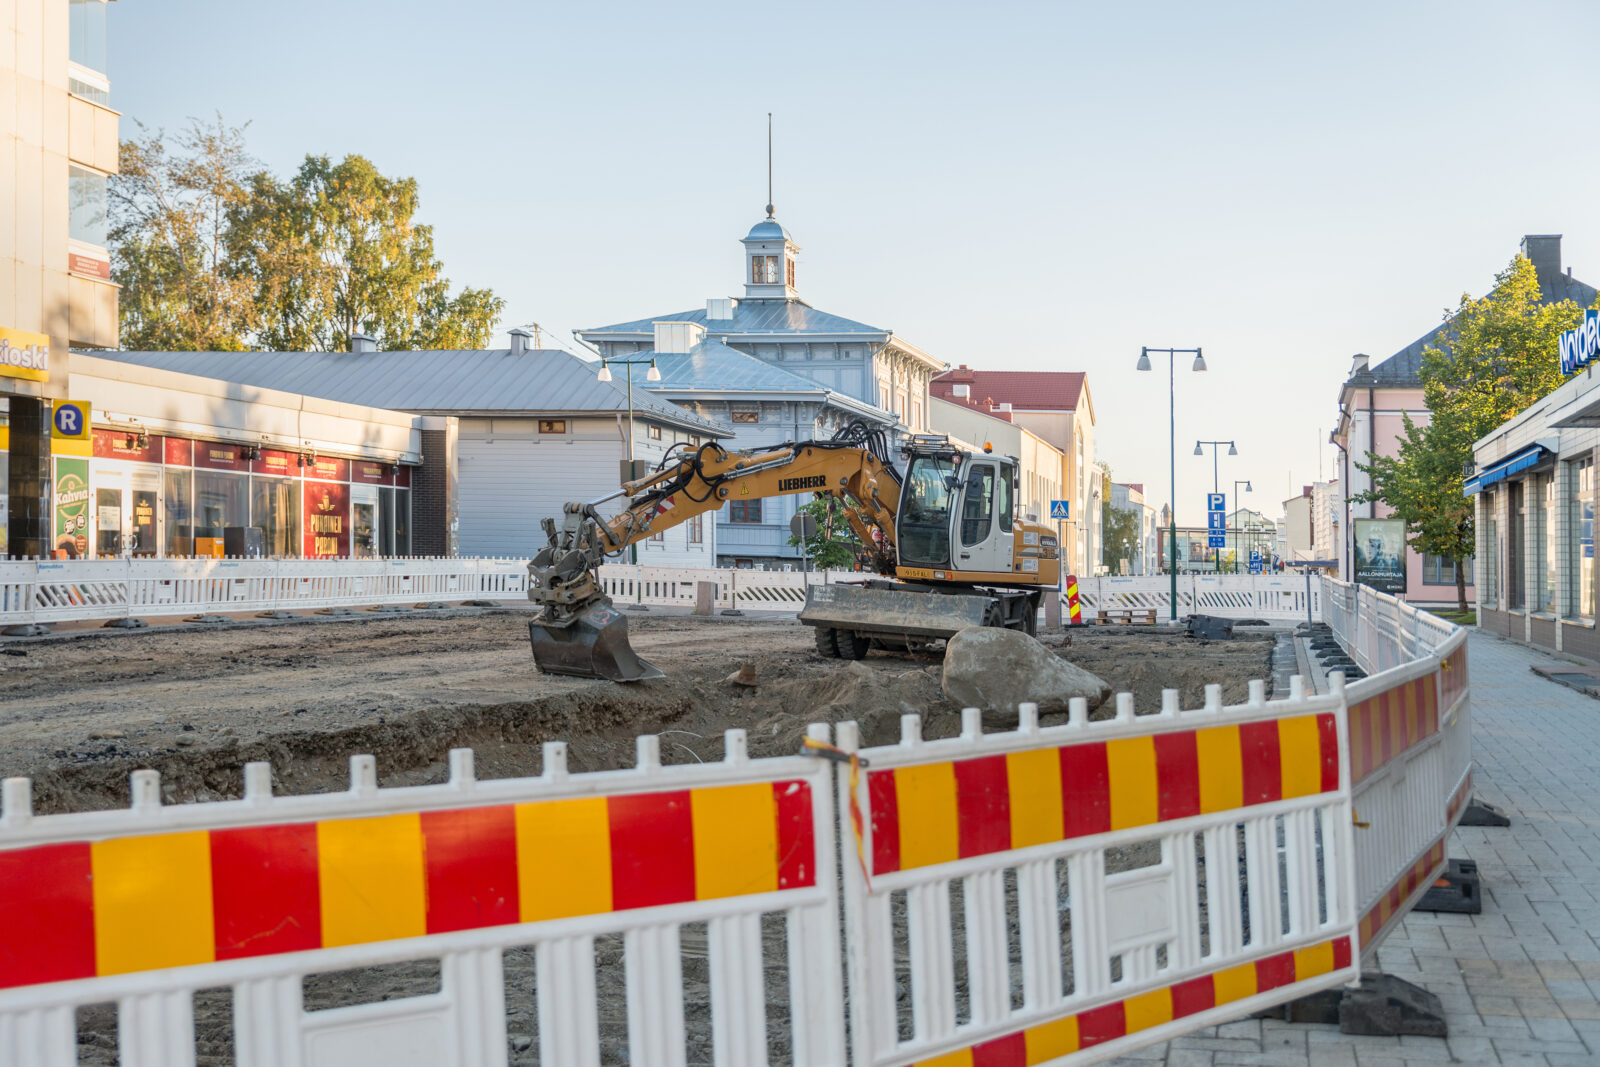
xmin=1232 ymin=480 xmax=1252 ymax=573
xmin=595 ymin=356 xmax=662 ymax=563
xmin=1194 ymin=439 xmax=1237 ymax=495
xmin=1137 ymin=346 xmax=1206 ymax=622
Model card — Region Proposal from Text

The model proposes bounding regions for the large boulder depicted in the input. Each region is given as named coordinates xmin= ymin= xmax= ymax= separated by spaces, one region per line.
xmin=942 ymin=626 xmax=1111 ymax=713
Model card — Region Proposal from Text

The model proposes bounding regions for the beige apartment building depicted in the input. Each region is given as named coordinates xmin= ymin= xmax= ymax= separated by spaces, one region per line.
xmin=3 ymin=0 xmax=121 ymax=555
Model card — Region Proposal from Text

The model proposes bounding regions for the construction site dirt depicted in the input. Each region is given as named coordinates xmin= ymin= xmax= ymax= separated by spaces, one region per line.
xmin=2 ymin=610 xmax=1277 ymax=1066
xmin=0 ymin=610 xmax=1277 ymax=815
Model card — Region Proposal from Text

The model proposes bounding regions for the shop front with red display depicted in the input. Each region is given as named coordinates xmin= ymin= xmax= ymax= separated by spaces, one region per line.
xmin=84 ymin=429 xmax=414 ymax=558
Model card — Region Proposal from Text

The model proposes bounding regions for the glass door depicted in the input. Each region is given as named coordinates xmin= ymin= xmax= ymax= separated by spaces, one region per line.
xmin=351 ymin=483 xmax=379 ymax=558
xmin=130 ymin=469 xmax=160 ymax=557
xmin=95 ymin=487 xmax=124 ymax=557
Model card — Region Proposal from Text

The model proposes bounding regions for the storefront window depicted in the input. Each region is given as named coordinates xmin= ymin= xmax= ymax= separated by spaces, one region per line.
xmin=1543 ymin=474 xmax=1558 ymax=612
xmin=164 ymin=467 xmax=192 ymax=557
xmin=130 ymin=488 xmax=156 ymax=556
xmin=251 ymin=477 xmax=300 ymax=557
xmin=351 ymin=484 xmax=379 ymax=558
xmin=194 ymin=470 xmax=248 ymax=557
xmin=1571 ymin=459 xmax=1594 ymax=618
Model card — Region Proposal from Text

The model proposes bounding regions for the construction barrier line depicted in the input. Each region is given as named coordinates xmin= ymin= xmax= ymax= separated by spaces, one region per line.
xmin=0 ymin=780 xmax=817 ymax=989
xmin=909 ymin=935 xmax=1354 ymax=1066
xmin=867 ymin=712 xmax=1340 ymax=875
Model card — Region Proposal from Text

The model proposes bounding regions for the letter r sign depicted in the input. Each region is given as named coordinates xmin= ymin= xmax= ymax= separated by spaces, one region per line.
xmin=52 ymin=400 xmax=91 ymax=442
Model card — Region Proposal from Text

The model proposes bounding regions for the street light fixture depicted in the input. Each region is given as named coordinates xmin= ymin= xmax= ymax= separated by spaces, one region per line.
xmin=1137 ymin=346 xmax=1205 ymax=622
xmin=595 ymin=356 xmax=664 ymax=563
xmin=1195 ymin=440 xmax=1237 ymax=495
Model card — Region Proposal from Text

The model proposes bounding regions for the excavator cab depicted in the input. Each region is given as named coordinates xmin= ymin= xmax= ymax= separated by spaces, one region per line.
xmin=895 ymin=441 xmax=1019 ymax=579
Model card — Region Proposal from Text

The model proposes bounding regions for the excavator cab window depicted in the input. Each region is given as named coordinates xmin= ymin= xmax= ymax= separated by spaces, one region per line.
xmin=961 ymin=464 xmax=995 ymax=546
xmin=898 ymin=454 xmax=957 ymax=567
xmin=997 ymin=462 xmax=1014 ymax=533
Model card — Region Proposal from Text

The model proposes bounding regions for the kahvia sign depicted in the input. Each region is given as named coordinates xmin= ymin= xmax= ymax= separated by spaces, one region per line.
xmin=1559 ymin=309 xmax=1600 ymax=375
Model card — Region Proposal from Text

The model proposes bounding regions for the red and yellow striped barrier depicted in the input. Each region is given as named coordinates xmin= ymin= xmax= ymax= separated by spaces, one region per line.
xmin=912 ymin=935 xmax=1353 ymax=1066
xmin=1438 ymin=643 xmax=1468 ymax=717
xmin=867 ymin=712 xmax=1339 ymax=875
xmin=1347 ymin=673 xmax=1439 ymax=783
xmin=1356 ymin=770 xmax=1472 ymax=952
xmin=0 ymin=780 xmax=816 ymax=989
xmin=1065 ymin=575 xmax=1081 ymax=625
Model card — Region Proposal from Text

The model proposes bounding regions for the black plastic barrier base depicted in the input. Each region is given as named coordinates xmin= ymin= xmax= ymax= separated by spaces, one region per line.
xmin=1414 ymin=858 xmax=1482 ymax=914
xmin=1268 ymin=974 xmax=1448 ymax=1037
xmin=1460 ymin=797 xmax=1512 ymax=827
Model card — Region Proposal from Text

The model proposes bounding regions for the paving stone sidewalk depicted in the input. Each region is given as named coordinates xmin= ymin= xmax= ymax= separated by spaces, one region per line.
xmin=1113 ymin=628 xmax=1600 ymax=1066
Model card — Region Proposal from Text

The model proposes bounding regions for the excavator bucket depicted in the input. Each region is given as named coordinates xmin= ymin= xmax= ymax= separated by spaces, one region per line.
xmin=528 ymin=600 xmax=665 ymax=682
xmin=799 ymin=582 xmax=993 ymax=639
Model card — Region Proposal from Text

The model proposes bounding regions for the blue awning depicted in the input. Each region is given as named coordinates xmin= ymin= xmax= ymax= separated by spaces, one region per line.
xmin=1463 ymin=445 xmax=1550 ymax=495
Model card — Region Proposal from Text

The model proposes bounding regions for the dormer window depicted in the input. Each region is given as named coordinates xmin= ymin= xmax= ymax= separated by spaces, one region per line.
xmin=753 ymin=256 xmax=782 ymax=285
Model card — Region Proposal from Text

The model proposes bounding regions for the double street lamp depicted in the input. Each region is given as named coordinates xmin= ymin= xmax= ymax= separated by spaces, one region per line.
xmin=1232 ymin=480 xmax=1253 ymax=572
xmin=1137 ymin=346 xmax=1206 ymax=621
xmin=1194 ymin=439 xmax=1237 ymax=495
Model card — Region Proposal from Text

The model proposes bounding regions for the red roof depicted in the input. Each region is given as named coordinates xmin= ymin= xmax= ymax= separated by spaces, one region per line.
xmin=933 ymin=392 xmax=1013 ymax=422
xmin=931 ymin=366 xmax=1087 ymax=412
xmin=1122 ymin=483 xmax=1144 ymax=495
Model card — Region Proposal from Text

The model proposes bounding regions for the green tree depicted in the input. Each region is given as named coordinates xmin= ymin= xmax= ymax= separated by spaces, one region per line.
xmin=109 ymin=115 xmax=259 ymax=350
xmin=1097 ymin=465 xmax=1139 ymax=574
xmin=786 ymin=496 xmax=863 ymax=570
xmin=228 ymin=154 xmax=504 ymax=351
xmin=1354 ymin=254 xmax=1584 ymax=610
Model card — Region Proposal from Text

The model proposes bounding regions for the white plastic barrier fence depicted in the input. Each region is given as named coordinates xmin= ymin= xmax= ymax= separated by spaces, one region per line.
xmin=1318 ymin=577 xmax=1472 ymax=962
xmin=836 ymin=680 xmax=1361 ymax=1066
xmin=0 ymin=558 xmax=531 ymax=628
xmin=597 ymin=564 xmax=857 ymax=612
xmin=0 ymin=728 xmax=844 ymax=1067
xmin=1076 ymin=575 xmax=1322 ymax=623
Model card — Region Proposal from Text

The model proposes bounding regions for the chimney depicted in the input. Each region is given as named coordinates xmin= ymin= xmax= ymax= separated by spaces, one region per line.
xmin=1521 ymin=234 xmax=1563 ymax=288
xmin=998 ymin=402 xmax=1013 ymax=413
xmin=508 ymin=327 xmax=533 ymax=355
xmin=706 ymin=297 xmax=735 ymax=321
xmin=653 ymin=320 xmax=705 ymax=355
xmin=952 ymin=383 xmax=971 ymax=399
xmin=1350 ymin=353 xmax=1369 ymax=375
xmin=349 ymin=332 xmax=377 ymax=354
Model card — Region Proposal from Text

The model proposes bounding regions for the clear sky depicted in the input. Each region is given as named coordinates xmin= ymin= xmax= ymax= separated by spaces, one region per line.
xmin=107 ymin=0 xmax=1600 ymax=525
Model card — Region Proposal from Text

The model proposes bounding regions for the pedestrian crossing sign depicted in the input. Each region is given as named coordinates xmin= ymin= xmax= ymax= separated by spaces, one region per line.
xmin=1050 ymin=500 xmax=1070 ymax=520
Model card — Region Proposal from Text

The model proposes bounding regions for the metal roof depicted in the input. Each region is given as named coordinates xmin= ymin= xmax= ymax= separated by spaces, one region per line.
xmin=643 ymin=339 xmax=835 ymax=393
xmin=931 ymin=368 xmax=1088 ymax=412
xmin=582 ymin=299 xmax=888 ymax=339
xmin=640 ymin=340 xmax=895 ymax=425
xmin=93 ymin=348 xmax=726 ymax=434
xmin=744 ymin=218 xmax=791 ymax=242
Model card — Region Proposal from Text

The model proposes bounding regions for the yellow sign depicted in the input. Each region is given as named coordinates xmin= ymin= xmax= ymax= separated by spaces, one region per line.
xmin=51 ymin=399 xmax=92 ymax=457
xmin=0 ymin=326 xmax=50 ymax=382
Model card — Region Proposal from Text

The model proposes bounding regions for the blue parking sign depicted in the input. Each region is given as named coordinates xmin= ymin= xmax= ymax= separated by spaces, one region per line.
xmin=1206 ymin=493 xmax=1225 ymax=512
xmin=1208 ymin=533 xmax=1226 ymax=547
xmin=1207 ymin=512 xmax=1226 ymax=531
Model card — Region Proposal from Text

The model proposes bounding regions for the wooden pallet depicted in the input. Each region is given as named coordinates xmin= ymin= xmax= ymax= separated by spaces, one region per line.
xmin=1096 ymin=607 xmax=1157 ymax=626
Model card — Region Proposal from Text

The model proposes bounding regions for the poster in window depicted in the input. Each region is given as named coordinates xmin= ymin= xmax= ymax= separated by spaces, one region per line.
xmin=52 ymin=457 xmax=90 ymax=558
xmin=303 ymin=481 xmax=350 ymax=558
xmin=1354 ymin=517 xmax=1407 ymax=594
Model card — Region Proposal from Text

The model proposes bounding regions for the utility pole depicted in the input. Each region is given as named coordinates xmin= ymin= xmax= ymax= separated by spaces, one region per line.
xmin=1137 ymin=347 xmax=1207 ymax=622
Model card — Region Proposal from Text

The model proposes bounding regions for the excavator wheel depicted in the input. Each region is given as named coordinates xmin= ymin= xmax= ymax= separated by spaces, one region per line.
xmin=837 ymin=630 xmax=871 ymax=660
xmin=814 ymin=626 xmax=843 ymax=658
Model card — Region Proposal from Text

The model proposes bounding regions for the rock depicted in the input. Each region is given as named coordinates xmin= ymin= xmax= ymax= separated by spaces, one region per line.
xmin=942 ymin=627 xmax=1111 ymax=714
xmin=725 ymin=663 xmax=758 ymax=687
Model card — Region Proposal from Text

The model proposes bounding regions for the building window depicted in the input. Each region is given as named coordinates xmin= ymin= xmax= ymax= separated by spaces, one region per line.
xmin=786 ymin=257 xmax=795 ymax=289
xmin=1571 ymin=458 xmax=1594 ymax=618
xmin=732 ymin=410 xmax=759 ymax=424
xmin=69 ymin=167 xmax=108 ymax=248
xmin=730 ymin=499 xmax=762 ymax=524
xmin=538 ymin=419 xmax=566 ymax=434
xmin=1480 ymin=490 xmax=1497 ymax=609
xmin=911 ymin=400 xmax=922 ymax=431
xmin=649 ymin=526 xmax=664 ymax=543
xmin=1542 ymin=473 xmax=1558 ymax=611
xmin=687 ymin=513 xmax=703 ymax=544
xmin=752 ymin=255 xmax=781 ymax=284
xmin=69 ymin=70 xmax=110 ymax=106
xmin=690 ymin=435 xmax=701 ymax=446
xmin=69 ymin=0 xmax=107 ymax=74
xmin=1421 ymin=554 xmax=1474 ymax=586
xmin=648 ymin=425 xmax=662 ymax=441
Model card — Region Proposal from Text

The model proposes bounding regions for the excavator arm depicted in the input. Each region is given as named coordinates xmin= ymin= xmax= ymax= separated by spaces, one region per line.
xmin=526 ymin=423 xmax=902 ymax=680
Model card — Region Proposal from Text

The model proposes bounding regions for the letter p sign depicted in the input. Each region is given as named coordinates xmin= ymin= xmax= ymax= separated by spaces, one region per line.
xmin=51 ymin=400 xmax=91 ymax=444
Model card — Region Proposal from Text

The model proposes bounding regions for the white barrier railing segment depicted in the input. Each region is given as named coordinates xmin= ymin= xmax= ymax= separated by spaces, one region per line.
xmin=0 ymin=730 xmax=845 ymax=1067
xmin=0 ymin=558 xmax=533 ymax=627
xmin=837 ymin=680 xmax=1362 ymax=1067
xmin=1079 ymin=576 xmax=1321 ymax=622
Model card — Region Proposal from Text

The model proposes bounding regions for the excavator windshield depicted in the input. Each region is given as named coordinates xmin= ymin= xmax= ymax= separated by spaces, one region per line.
xmin=898 ymin=454 xmax=958 ymax=566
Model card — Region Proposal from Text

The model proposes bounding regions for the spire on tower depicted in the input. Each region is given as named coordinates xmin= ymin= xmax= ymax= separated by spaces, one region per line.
xmin=765 ymin=112 xmax=775 ymax=219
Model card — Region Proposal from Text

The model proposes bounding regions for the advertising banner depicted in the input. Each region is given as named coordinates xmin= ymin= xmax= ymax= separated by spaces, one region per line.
xmin=303 ymin=481 xmax=350 ymax=558
xmin=1354 ymin=517 xmax=1407 ymax=594
xmin=53 ymin=456 xmax=90 ymax=558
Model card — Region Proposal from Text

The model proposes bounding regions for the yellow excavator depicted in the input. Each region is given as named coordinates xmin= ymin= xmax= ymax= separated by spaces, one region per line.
xmin=527 ymin=422 xmax=1062 ymax=681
